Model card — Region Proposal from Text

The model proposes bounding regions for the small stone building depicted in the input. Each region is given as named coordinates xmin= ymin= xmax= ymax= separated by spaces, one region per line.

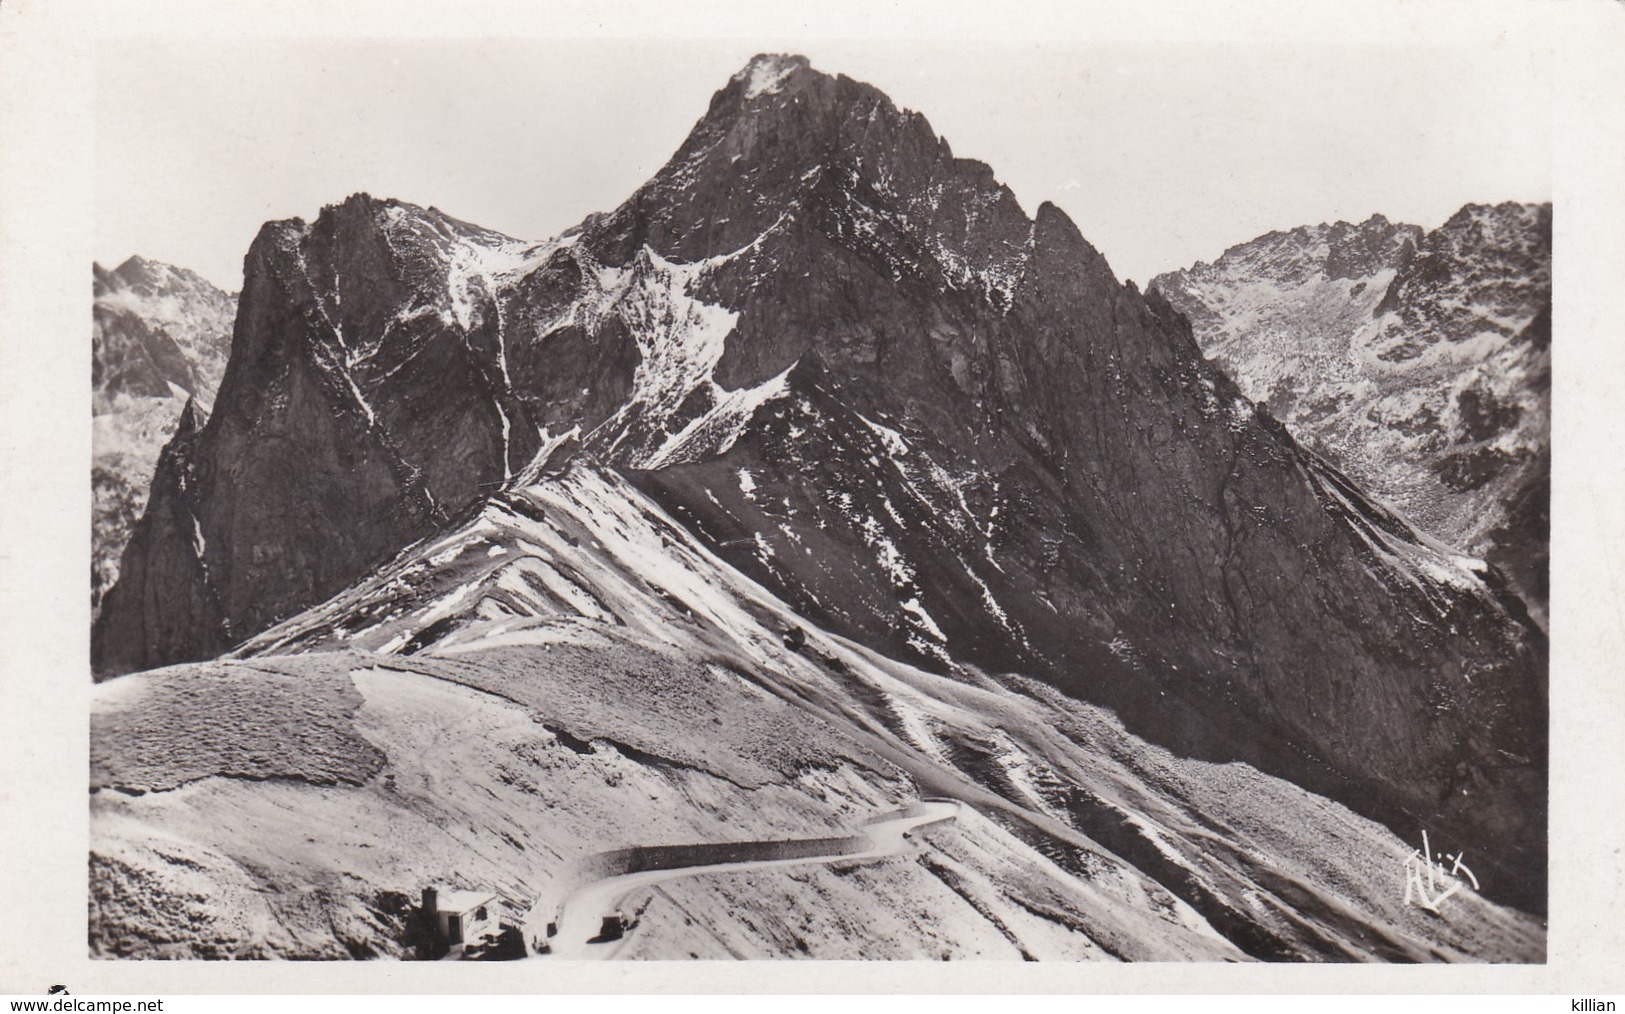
xmin=422 ymin=887 xmax=499 ymax=949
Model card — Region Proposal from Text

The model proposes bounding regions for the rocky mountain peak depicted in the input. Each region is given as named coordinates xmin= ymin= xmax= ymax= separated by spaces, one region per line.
xmin=730 ymin=52 xmax=813 ymax=100
xmin=95 ymin=253 xmax=235 ymax=313
xmin=1320 ymin=213 xmax=1420 ymax=279
xmin=173 ymin=394 xmax=205 ymax=435
xmin=587 ymin=55 xmax=1027 ymax=290
xmin=1180 ymin=213 xmax=1422 ymax=293
xmin=99 ymin=254 xmax=196 ymax=298
xmin=92 ymin=253 xmax=236 ymax=409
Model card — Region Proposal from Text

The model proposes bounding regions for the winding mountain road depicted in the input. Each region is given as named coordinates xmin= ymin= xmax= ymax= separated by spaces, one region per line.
xmin=535 ymin=800 xmax=960 ymax=959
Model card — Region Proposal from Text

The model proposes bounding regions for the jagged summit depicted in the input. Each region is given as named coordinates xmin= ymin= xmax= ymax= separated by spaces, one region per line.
xmin=95 ymin=254 xmax=232 ymax=302
xmin=91 ymin=256 xmax=235 ymax=413
xmin=1448 ymin=199 xmax=1547 ymax=224
xmin=585 ymin=52 xmax=1030 ymax=284
xmin=731 ymin=52 xmax=812 ymax=98
xmin=250 ymin=192 xmax=533 ymax=257
xmin=1185 ymin=213 xmax=1421 ymax=283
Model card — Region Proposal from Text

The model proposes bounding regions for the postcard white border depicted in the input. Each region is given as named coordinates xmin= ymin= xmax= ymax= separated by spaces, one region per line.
xmin=2 ymin=0 xmax=1622 ymax=995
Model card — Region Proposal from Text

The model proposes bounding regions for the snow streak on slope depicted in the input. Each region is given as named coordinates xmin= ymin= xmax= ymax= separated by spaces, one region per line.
xmin=308 ymin=195 xmax=802 ymax=492
xmin=587 ymin=246 xmax=742 ymax=462
xmin=378 ymin=202 xmax=561 ymax=332
xmin=575 ymin=234 xmax=797 ymax=468
xmin=641 ymin=363 xmax=797 ymax=470
xmin=1302 ymin=454 xmax=1490 ymax=611
xmin=236 ymin=464 xmax=815 ymax=673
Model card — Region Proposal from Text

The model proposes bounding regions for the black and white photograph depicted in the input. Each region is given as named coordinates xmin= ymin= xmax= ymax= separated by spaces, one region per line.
xmin=3 ymin=0 xmax=1624 ymax=997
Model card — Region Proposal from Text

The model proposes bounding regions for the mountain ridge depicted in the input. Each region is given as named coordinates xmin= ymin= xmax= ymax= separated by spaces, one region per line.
xmin=93 ymin=53 xmax=1548 ymax=916
xmin=1150 ymin=200 xmax=1551 ymax=623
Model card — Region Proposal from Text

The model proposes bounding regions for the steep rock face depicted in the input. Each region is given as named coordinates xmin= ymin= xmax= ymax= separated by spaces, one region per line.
xmin=92 ymin=257 xmax=236 ymax=618
xmin=1151 ymin=204 xmax=1551 ymax=623
xmin=95 ymin=200 xmax=576 ymax=674
xmin=96 ymin=55 xmax=1546 ymax=910
xmin=94 ymin=401 xmax=228 ymax=668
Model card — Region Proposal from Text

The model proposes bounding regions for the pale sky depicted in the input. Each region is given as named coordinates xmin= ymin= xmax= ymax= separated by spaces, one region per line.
xmin=96 ymin=34 xmax=1552 ymax=292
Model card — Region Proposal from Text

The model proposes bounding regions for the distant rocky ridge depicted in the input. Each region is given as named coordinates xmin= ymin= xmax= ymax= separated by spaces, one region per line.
xmin=94 ymin=54 xmax=1548 ymax=912
xmin=92 ymin=256 xmax=236 ymax=619
xmin=1151 ymin=203 xmax=1551 ymax=625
